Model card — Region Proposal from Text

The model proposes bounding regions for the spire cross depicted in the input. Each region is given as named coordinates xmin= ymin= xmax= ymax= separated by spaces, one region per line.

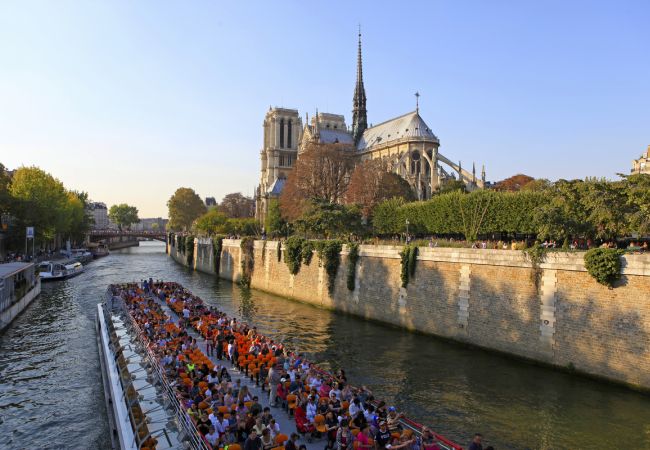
xmin=415 ymin=91 xmax=420 ymax=112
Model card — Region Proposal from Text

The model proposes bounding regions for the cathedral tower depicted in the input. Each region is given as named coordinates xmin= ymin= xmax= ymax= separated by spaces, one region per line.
xmin=351 ymin=29 xmax=368 ymax=145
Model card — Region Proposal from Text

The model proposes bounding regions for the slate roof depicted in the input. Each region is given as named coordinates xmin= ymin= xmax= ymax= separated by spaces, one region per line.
xmin=357 ymin=110 xmax=439 ymax=151
xmin=317 ymin=129 xmax=354 ymax=145
xmin=268 ymin=178 xmax=286 ymax=196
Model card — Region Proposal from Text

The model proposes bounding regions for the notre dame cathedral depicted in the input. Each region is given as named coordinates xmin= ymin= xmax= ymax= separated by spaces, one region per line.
xmin=255 ymin=31 xmax=486 ymax=224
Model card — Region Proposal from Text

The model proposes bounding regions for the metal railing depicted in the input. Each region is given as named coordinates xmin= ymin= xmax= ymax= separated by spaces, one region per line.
xmin=105 ymin=289 xmax=211 ymax=450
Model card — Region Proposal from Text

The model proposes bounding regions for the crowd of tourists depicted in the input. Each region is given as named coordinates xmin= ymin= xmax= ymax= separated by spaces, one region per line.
xmin=112 ymin=280 xmax=488 ymax=450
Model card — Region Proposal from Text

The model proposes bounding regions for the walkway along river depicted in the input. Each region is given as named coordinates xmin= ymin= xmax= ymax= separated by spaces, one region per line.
xmin=1 ymin=241 xmax=650 ymax=449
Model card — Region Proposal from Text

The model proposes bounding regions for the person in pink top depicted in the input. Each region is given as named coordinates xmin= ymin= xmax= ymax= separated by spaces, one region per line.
xmin=356 ymin=425 xmax=373 ymax=450
xmin=319 ymin=381 xmax=332 ymax=398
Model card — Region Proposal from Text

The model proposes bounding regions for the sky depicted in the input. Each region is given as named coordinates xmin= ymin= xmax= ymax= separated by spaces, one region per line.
xmin=1 ymin=1 xmax=648 ymax=217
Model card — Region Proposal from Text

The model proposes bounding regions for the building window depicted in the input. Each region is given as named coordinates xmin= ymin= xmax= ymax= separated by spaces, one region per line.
xmin=279 ymin=154 xmax=285 ymax=166
xmin=280 ymin=118 xmax=285 ymax=148
xmin=287 ymin=154 xmax=292 ymax=166
xmin=287 ymin=119 xmax=292 ymax=148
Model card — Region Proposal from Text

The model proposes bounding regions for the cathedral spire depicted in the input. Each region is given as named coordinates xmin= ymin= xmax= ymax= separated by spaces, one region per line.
xmin=352 ymin=26 xmax=368 ymax=146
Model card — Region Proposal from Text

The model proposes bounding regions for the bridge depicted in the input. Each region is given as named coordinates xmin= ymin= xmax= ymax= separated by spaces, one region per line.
xmin=88 ymin=229 xmax=167 ymax=242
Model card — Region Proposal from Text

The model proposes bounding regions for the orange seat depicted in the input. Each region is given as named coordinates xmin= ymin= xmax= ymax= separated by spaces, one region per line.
xmin=286 ymin=394 xmax=297 ymax=411
xmin=314 ymin=414 xmax=327 ymax=433
xmin=228 ymin=444 xmax=242 ymax=450
xmin=351 ymin=429 xmax=360 ymax=436
xmin=275 ymin=434 xmax=289 ymax=445
xmin=218 ymin=406 xmax=229 ymax=414
xmin=244 ymin=401 xmax=253 ymax=409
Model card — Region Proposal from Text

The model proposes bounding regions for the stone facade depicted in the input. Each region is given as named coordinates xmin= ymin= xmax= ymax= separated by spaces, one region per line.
xmin=169 ymin=238 xmax=650 ymax=390
xmin=632 ymin=145 xmax=650 ymax=174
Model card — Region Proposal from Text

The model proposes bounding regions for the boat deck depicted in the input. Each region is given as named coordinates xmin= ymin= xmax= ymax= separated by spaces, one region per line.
xmin=149 ymin=293 xmax=323 ymax=450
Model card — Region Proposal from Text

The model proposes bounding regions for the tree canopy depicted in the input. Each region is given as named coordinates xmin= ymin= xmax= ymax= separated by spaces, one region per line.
xmin=109 ymin=203 xmax=140 ymax=230
xmin=218 ymin=192 xmax=255 ymax=218
xmin=167 ymin=187 xmax=207 ymax=231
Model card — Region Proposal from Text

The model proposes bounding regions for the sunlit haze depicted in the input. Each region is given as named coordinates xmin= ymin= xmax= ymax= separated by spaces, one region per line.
xmin=1 ymin=1 xmax=648 ymax=217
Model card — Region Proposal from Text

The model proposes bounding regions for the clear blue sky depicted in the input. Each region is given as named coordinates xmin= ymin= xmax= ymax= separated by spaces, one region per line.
xmin=1 ymin=1 xmax=648 ymax=217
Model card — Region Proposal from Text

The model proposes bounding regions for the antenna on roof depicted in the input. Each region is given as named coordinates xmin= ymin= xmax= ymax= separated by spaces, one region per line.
xmin=415 ymin=91 xmax=420 ymax=113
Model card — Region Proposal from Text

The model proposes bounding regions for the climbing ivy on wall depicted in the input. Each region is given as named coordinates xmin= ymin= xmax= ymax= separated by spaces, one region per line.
xmin=301 ymin=240 xmax=315 ymax=266
xmin=276 ymin=241 xmax=282 ymax=262
xmin=212 ymin=235 xmax=224 ymax=274
xmin=284 ymin=236 xmax=305 ymax=275
xmin=400 ymin=244 xmax=418 ymax=287
xmin=185 ymin=235 xmax=195 ymax=266
xmin=584 ymin=248 xmax=623 ymax=287
xmin=319 ymin=240 xmax=343 ymax=293
xmin=346 ymin=243 xmax=360 ymax=291
xmin=523 ymin=242 xmax=547 ymax=291
xmin=240 ymin=237 xmax=255 ymax=287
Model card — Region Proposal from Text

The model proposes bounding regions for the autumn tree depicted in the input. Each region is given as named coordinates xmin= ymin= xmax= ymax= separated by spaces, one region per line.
xmin=493 ymin=174 xmax=535 ymax=191
xmin=345 ymin=159 xmax=415 ymax=218
xmin=109 ymin=203 xmax=140 ymax=230
xmin=279 ymin=142 xmax=355 ymax=221
xmin=218 ymin=192 xmax=255 ymax=218
xmin=167 ymin=187 xmax=207 ymax=231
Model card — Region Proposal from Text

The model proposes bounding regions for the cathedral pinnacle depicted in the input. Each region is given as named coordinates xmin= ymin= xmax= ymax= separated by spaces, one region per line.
xmin=351 ymin=27 xmax=368 ymax=146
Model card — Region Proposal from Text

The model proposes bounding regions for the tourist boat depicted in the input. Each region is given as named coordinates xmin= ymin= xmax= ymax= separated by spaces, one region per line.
xmin=38 ymin=260 xmax=84 ymax=282
xmin=60 ymin=248 xmax=93 ymax=264
xmin=90 ymin=243 xmax=110 ymax=258
xmin=99 ymin=281 xmax=464 ymax=450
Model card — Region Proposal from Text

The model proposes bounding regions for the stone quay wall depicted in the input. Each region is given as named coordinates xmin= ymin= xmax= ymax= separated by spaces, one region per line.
xmin=168 ymin=236 xmax=650 ymax=390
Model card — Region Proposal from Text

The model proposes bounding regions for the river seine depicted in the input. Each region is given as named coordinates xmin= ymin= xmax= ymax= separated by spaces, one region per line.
xmin=1 ymin=241 xmax=649 ymax=449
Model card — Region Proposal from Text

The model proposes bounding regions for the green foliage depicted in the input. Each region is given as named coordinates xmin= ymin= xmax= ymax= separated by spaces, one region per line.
xmin=523 ymin=242 xmax=547 ymax=290
xmin=223 ymin=217 xmax=260 ymax=236
xmin=185 ymin=235 xmax=195 ymax=266
xmin=194 ymin=209 xmax=228 ymax=236
xmin=584 ymin=248 xmax=623 ymax=287
xmin=301 ymin=240 xmax=315 ymax=266
xmin=400 ymin=245 xmax=418 ymax=287
xmin=108 ymin=203 xmax=140 ymax=230
xmin=372 ymin=197 xmax=407 ymax=235
xmin=266 ymin=199 xmax=287 ymax=237
xmin=240 ymin=236 xmax=255 ymax=287
xmin=346 ymin=242 xmax=360 ymax=291
xmin=167 ymin=187 xmax=207 ymax=231
xmin=320 ymin=240 xmax=343 ymax=293
xmin=294 ymin=200 xmax=362 ymax=238
xmin=284 ymin=236 xmax=305 ymax=275
xmin=212 ymin=235 xmax=224 ymax=273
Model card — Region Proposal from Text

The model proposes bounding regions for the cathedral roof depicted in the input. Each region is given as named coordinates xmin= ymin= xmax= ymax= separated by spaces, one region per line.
xmin=318 ymin=129 xmax=354 ymax=145
xmin=356 ymin=110 xmax=439 ymax=151
xmin=268 ymin=177 xmax=286 ymax=196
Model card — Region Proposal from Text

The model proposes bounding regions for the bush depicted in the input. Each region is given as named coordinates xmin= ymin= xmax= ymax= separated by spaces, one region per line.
xmin=584 ymin=248 xmax=622 ymax=287
xmin=284 ymin=236 xmax=305 ymax=275
xmin=346 ymin=242 xmax=360 ymax=291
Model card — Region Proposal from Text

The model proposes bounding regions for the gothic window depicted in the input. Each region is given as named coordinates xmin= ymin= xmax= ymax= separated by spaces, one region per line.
xmin=287 ymin=154 xmax=293 ymax=166
xmin=279 ymin=154 xmax=285 ymax=166
xmin=280 ymin=119 xmax=285 ymax=148
xmin=287 ymin=120 xmax=292 ymax=148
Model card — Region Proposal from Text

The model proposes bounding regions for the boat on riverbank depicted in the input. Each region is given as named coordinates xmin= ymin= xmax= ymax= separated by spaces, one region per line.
xmin=38 ymin=260 xmax=84 ymax=282
xmin=0 ymin=262 xmax=41 ymax=331
xmin=89 ymin=242 xmax=110 ymax=258
xmin=101 ymin=281 xmax=463 ymax=450
xmin=60 ymin=248 xmax=93 ymax=264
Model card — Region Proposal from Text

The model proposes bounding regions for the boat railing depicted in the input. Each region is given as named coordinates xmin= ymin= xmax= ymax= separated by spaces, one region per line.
xmin=105 ymin=289 xmax=211 ymax=450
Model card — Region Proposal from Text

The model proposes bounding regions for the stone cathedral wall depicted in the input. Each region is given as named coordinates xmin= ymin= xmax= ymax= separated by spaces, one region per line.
xmin=169 ymin=237 xmax=650 ymax=390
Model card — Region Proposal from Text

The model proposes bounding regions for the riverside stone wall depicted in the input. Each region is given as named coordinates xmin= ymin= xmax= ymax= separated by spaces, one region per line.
xmin=168 ymin=237 xmax=650 ymax=390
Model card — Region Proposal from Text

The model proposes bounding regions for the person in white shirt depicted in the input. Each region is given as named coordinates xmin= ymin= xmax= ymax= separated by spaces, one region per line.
xmin=306 ymin=396 xmax=318 ymax=422
xmin=205 ymin=426 xmax=220 ymax=447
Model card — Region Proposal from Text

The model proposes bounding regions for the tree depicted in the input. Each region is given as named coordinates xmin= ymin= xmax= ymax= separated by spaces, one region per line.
xmin=345 ymin=159 xmax=415 ymax=218
xmin=265 ymin=199 xmax=287 ymax=237
xmin=623 ymin=174 xmax=650 ymax=236
xmin=0 ymin=163 xmax=12 ymax=215
xmin=66 ymin=191 xmax=93 ymax=244
xmin=9 ymin=166 xmax=69 ymax=244
xmin=219 ymin=192 xmax=255 ymax=218
xmin=194 ymin=209 xmax=228 ymax=236
xmin=109 ymin=204 xmax=140 ymax=230
xmin=280 ymin=143 xmax=355 ymax=220
xmin=167 ymin=187 xmax=207 ymax=231
xmin=493 ymin=174 xmax=535 ymax=191
xmin=294 ymin=200 xmax=362 ymax=238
